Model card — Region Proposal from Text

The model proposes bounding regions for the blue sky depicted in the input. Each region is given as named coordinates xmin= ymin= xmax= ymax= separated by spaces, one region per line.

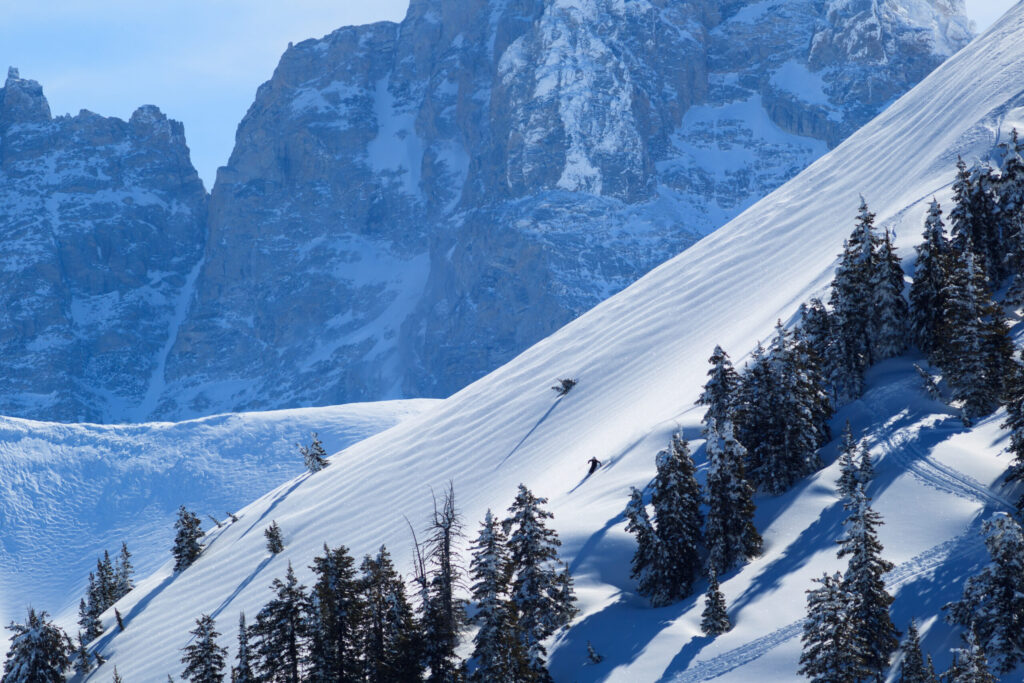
xmin=0 ymin=0 xmax=1015 ymax=188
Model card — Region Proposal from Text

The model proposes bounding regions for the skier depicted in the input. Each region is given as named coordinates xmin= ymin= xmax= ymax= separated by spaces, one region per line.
xmin=587 ymin=457 xmax=602 ymax=475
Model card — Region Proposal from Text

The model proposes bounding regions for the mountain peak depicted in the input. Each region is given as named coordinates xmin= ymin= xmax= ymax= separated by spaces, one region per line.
xmin=0 ymin=67 xmax=51 ymax=127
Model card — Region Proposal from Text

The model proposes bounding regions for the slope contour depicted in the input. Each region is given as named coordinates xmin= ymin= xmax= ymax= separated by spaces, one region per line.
xmin=84 ymin=5 xmax=1024 ymax=681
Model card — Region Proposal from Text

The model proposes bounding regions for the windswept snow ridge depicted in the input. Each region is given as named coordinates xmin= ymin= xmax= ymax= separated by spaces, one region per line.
xmin=0 ymin=399 xmax=438 ymax=649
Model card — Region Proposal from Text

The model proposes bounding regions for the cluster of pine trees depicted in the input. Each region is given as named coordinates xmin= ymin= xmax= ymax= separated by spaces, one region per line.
xmin=78 ymin=543 xmax=134 ymax=643
xmin=172 ymin=483 xmax=575 ymax=683
xmin=800 ymin=431 xmax=898 ymax=682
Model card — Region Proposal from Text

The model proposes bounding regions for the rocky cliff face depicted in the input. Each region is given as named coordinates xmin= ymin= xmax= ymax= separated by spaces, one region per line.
xmin=0 ymin=0 xmax=974 ymax=421
xmin=0 ymin=68 xmax=207 ymax=422
xmin=156 ymin=0 xmax=972 ymax=417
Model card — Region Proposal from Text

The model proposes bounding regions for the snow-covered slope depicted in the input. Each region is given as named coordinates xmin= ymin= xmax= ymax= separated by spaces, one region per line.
xmin=79 ymin=4 xmax=1024 ymax=681
xmin=0 ymin=399 xmax=438 ymax=650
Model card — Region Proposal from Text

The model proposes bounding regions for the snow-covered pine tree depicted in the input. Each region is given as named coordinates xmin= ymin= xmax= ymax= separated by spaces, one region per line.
xmin=231 ymin=613 xmax=255 ymax=683
xmin=1001 ymin=350 xmax=1024 ymax=498
xmin=114 ymin=541 xmax=134 ymax=601
xmin=73 ymin=632 xmax=93 ymax=675
xmin=468 ymin=511 xmax=518 ymax=682
xmin=857 ymin=442 xmax=875 ymax=492
xmin=938 ymin=244 xmax=1013 ymax=419
xmin=360 ymin=545 xmax=423 ymax=683
xmin=503 ymin=484 xmax=577 ymax=681
xmin=910 ymin=200 xmax=953 ymax=357
xmin=827 ymin=199 xmax=880 ymax=399
xmin=648 ymin=432 xmax=703 ymax=604
xmin=251 ymin=562 xmax=310 ymax=683
xmin=97 ymin=550 xmax=115 ymax=609
xmin=836 ymin=422 xmax=862 ymax=501
xmin=306 ymin=544 xmax=365 ymax=683
xmin=950 ymin=158 xmax=1001 ymax=284
xmin=78 ymin=574 xmax=103 ymax=642
xmin=172 ymin=506 xmax=204 ymax=572
xmin=112 ymin=666 xmax=124 ymax=683
xmin=696 ymin=346 xmax=741 ymax=426
xmin=897 ymin=619 xmax=936 ymax=683
xmin=2 ymin=608 xmax=71 ymax=683
xmin=997 ymin=131 xmax=1024 ymax=301
xmin=798 ymin=572 xmax=858 ymax=682
xmin=745 ymin=323 xmax=827 ymax=493
xmin=734 ymin=341 xmax=771 ymax=455
xmin=300 ymin=432 xmax=330 ymax=472
xmin=624 ymin=486 xmax=660 ymax=601
xmin=181 ymin=614 xmax=227 ymax=683
xmin=946 ymin=629 xmax=996 ymax=683
xmin=704 ymin=419 xmax=762 ymax=574
xmin=836 ymin=490 xmax=898 ymax=680
xmin=944 ymin=512 xmax=1024 ymax=673
xmin=871 ymin=228 xmax=909 ymax=360
xmin=700 ymin=570 xmax=731 ymax=636
xmin=264 ymin=521 xmax=284 ymax=554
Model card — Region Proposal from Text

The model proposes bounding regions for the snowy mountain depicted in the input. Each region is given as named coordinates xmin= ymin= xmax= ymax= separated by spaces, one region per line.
xmin=0 ymin=67 xmax=207 ymax=423
xmin=0 ymin=0 xmax=972 ymax=423
xmin=0 ymin=399 xmax=438 ymax=650
xmin=69 ymin=3 xmax=1024 ymax=681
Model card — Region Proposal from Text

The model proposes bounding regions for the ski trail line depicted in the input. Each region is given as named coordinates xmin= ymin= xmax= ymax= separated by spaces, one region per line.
xmin=669 ymin=528 xmax=983 ymax=682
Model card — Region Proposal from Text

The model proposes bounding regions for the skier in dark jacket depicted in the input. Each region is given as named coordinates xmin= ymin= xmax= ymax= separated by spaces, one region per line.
xmin=587 ymin=457 xmax=602 ymax=475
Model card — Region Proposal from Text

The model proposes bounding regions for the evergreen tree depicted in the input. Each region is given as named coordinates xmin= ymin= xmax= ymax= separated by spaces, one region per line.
xmin=910 ymin=200 xmax=952 ymax=356
xmin=648 ymin=432 xmax=704 ymax=604
xmin=1001 ymin=351 xmax=1024 ymax=499
xmin=468 ymin=512 xmax=518 ymax=682
xmin=696 ymin=346 xmax=741 ymax=426
xmin=181 ymin=614 xmax=227 ymax=683
xmin=949 ymin=158 xmax=1000 ymax=283
xmin=300 ymin=432 xmax=330 ymax=473
xmin=799 ymin=572 xmax=859 ymax=682
xmin=306 ymin=544 xmax=365 ymax=683
xmin=997 ymin=130 xmax=1024 ymax=298
xmin=173 ymin=506 xmax=204 ymax=572
xmin=836 ymin=491 xmax=898 ymax=680
xmin=251 ymin=563 xmax=310 ymax=683
xmin=114 ymin=542 xmax=134 ymax=600
xmin=264 ymin=521 xmax=284 ymax=555
xmin=836 ymin=422 xmax=862 ymax=501
xmin=419 ymin=484 xmax=467 ymax=683
xmin=700 ymin=570 xmax=731 ymax=636
xmin=112 ymin=666 xmax=123 ymax=683
xmin=944 ymin=512 xmax=1024 ymax=673
xmin=827 ymin=199 xmax=879 ymax=399
xmin=360 ymin=545 xmax=422 ymax=683
xmin=624 ymin=487 xmax=660 ymax=600
xmin=938 ymin=245 xmax=1013 ymax=419
xmin=78 ymin=577 xmax=102 ymax=642
xmin=745 ymin=323 xmax=828 ymax=493
xmin=73 ymin=632 xmax=93 ymax=675
xmin=704 ymin=419 xmax=762 ymax=574
xmin=2 ymin=608 xmax=71 ymax=683
xmin=871 ymin=228 xmax=909 ymax=359
xmin=231 ymin=613 xmax=255 ymax=683
xmin=898 ymin=619 xmax=936 ymax=683
xmin=97 ymin=550 xmax=116 ymax=609
xmin=503 ymin=484 xmax=577 ymax=682
xmin=947 ymin=630 xmax=996 ymax=683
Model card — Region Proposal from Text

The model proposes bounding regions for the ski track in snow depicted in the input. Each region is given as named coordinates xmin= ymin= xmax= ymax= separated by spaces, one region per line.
xmin=671 ymin=528 xmax=984 ymax=682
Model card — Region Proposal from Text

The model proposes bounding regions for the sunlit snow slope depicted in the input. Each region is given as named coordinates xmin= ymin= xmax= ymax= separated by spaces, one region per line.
xmin=85 ymin=5 xmax=1024 ymax=681
xmin=0 ymin=399 xmax=438 ymax=650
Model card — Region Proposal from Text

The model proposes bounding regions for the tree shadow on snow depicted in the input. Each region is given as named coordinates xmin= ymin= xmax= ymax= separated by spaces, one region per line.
xmin=499 ymin=396 xmax=565 ymax=468
xmin=209 ymin=554 xmax=275 ymax=623
xmin=548 ymin=591 xmax=702 ymax=682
